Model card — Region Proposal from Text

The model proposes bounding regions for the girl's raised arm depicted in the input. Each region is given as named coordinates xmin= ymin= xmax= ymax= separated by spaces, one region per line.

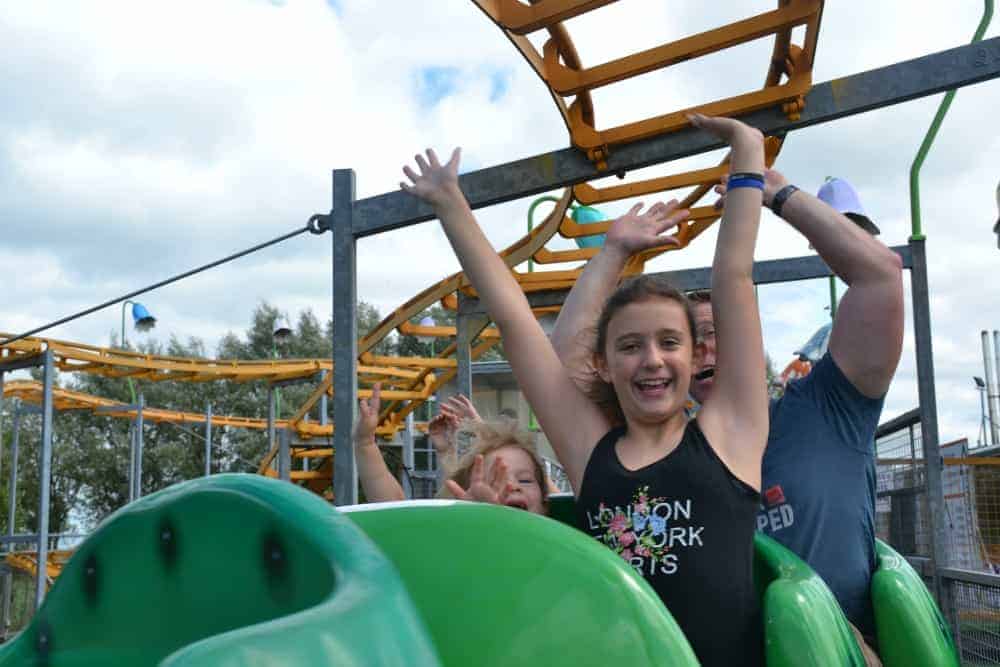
xmin=687 ymin=115 xmax=769 ymax=491
xmin=401 ymin=149 xmax=609 ymax=492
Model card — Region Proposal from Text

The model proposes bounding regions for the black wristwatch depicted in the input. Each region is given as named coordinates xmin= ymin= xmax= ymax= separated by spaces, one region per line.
xmin=770 ymin=184 xmax=800 ymax=217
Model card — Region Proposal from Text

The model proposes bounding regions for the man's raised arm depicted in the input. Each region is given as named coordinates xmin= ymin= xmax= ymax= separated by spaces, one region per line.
xmin=766 ymin=175 xmax=903 ymax=398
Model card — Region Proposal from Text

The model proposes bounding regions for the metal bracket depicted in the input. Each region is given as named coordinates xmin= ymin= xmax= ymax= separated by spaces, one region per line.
xmin=782 ymin=95 xmax=806 ymax=121
xmin=586 ymin=144 xmax=611 ymax=171
xmin=308 ymin=213 xmax=332 ymax=235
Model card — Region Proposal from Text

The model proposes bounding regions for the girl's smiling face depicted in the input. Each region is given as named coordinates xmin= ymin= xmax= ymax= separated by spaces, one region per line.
xmin=596 ymin=298 xmax=697 ymax=425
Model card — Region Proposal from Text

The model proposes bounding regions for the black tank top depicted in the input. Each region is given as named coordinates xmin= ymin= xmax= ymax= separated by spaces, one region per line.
xmin=575 ymin=420 xmax=763 ymax=667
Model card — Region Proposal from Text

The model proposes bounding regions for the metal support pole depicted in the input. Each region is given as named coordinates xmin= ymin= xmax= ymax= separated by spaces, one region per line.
xmin=456 ymin=306 xmax=473 ymax=402
xmin=909 ymin=240 xmax=953 ymax=625
xmin=204 ymin=403 xmax=212 ymax=477
xmin=133 ymin=391 xmax=144 ymax=501
xmin=2 ymin=405 xmax=21 ymax=635
xmin=319 ymin=370 xmax=329 ymax=427
xmin=267 ymin=385 xmax=276 ymax=469
xmin=34 ymin=348 xmax=54 ymax=611
xmin=127 ymin=422 xmax=136 ymax=503
xmin=332 ymin=169 xmax=358 ymax=506
xmin=278 ymin=428 xmax=291 ymax=482
xmin=455 ymin=293 xmax=489 ymax=401
xmin=982 ymin=331 xmax=999 ymax=445
xmin=0 ymin=371 xmax=4 ymax=486
xmin=980 ymin=386 xmax=989 ymax=447
xmin=313 ymin=369 xmax=329 ymax=474
xmin=401 ymin=410 xmax=415 ymax=499
xmin=993 ymin=330 xmax=1000 ymax=442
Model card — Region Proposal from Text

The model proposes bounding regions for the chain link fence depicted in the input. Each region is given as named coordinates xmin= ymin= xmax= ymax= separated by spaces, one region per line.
xmin=949 ymin=573 xmax=1000 ymax=666
xmin=877 ymin=409 xmax=1000 ymax=664
xmin=876 ymin=415 xmax=932 ymax=559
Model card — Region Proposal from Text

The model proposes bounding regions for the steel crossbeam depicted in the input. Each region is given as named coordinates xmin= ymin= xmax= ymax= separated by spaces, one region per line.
xmin=346 ymin=37 xmax=1000 ymax=238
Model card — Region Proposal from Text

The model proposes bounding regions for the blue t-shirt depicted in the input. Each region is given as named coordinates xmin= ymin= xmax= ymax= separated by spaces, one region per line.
xmin=758 ymin=352 xmax=884 ymax=636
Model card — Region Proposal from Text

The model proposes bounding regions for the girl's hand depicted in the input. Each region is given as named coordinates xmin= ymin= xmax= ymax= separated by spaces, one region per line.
xmin=687 ymin=113 xmax=763 ymax=147
xmin=353 ymin=382 xmax=381 ymax=446
xmin=605 ymin=200 xmax=688 ymax=257
xmin=401 ymin=148 xmax=462 ymax=207
xmin=445 ymin=454 xmax=514 ymax=506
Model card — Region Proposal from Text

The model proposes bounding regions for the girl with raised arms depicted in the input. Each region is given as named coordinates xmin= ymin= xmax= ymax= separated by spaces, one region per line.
xmin=400 ymin=114 xmax=769 ymax=666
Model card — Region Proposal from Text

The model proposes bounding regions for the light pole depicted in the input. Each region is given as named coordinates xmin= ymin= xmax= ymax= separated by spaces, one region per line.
xmin=121 ymin=301 xmax=157 ymax=347
xmin=418 ymin=315 xmax=436 ymax=356
xmin=975 ymin=376 xmax=989 ymax=447
xmin=272 ymin=315 xmax=292 ymax=419
xmin=119 ymin=300 xmax=154 ymax=502
xmin=120 ymin=301 xmax=156 ymax=402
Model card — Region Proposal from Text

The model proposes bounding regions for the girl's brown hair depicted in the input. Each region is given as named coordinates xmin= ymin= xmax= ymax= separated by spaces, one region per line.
xmin=588 ymin=274 xmax=697 ymax=423
xmin=438 ymin=419 xmax=547 ymax=499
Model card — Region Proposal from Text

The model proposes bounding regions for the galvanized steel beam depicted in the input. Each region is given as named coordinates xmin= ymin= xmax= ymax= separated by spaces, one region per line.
xmin=909 ymin=239 xmax=953 ymax=626
xmin=459 ymin=246 xmax=914 ymax=314
xmin=34 ymin=349 xmax=54 ymax=611
xmin=332 ymin=169 xmax=359 ymax=506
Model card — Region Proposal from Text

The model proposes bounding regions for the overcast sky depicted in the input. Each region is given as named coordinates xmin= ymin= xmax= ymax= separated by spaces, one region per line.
xmin=2 ymin=1 xmax=999 ymax=446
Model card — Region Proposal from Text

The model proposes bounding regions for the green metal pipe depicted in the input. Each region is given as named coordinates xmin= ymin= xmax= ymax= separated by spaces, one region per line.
xmin=828 ymin=276 xmax=838 ymax=320
xmin=526 ymin=196 xmax=566 ymax=273
xmin=910 ymin=0 xmax=993 ymax=241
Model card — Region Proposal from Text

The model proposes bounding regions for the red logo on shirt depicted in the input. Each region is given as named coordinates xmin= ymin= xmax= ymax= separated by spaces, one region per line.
xmin=764 ymin=485 xmax=786 ymax=507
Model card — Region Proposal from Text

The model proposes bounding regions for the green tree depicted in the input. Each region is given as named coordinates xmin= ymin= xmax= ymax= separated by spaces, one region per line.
xmin=59 ymin=300 xmax=389 ymax=527
xmin=395 ymin=305 xmax=454 ymax=358
xmin=765 ymin=352 xmax=783 ymax=399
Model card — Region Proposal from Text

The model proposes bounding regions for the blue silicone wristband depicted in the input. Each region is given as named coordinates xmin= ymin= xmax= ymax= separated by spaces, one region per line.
xmin=726 ymin=176 xmax=765 ymax=191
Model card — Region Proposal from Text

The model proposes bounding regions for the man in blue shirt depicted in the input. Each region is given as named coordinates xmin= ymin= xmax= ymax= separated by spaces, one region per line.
xmin=552 ymin=172 xmax=902 ymax=665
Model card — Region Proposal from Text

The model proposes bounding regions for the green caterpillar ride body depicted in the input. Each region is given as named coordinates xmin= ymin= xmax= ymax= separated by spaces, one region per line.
xmin=0 ymin=476 xmax=958 ymax=666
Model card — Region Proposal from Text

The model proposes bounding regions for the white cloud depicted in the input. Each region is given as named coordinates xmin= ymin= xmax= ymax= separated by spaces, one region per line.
xmin=1 ymin=0 xmax=999 ymax=448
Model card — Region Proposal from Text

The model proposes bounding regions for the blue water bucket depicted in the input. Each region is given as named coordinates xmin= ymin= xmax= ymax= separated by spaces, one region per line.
xmin=572 ymin=205 xmax=607 ymax=249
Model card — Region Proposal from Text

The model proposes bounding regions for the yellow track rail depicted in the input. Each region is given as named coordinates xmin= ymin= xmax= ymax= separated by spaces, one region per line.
xmin=3 ymin=550 xmax=73 ymax=590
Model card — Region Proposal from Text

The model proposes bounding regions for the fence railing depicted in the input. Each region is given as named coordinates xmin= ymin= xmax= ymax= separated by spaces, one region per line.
xmin=877 ymin=412 xmax=1000 ymax=665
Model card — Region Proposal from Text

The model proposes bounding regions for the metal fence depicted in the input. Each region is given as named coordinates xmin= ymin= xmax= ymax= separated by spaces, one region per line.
xmin=876 ymin=416 xmax=932 ymax=559
xmin=876 ymin=410 xmax=1000 ymax=664
xmin=945 ymin=569 xmax=1000 ymax=666
xmin=409 ymin=432 xmax=441 ymax=500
